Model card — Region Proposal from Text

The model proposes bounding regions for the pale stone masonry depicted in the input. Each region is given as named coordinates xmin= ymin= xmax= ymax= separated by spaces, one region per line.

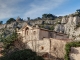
xmin=70 ymin=47 xmax=80 ymax=60
xmin=17 ymin=23 xmax=69 ymax=59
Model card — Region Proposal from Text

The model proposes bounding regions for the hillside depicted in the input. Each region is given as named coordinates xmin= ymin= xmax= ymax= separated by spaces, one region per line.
xmin=0 ymin=10 xmax=80 ymax=41
xmin=0 ymin=14 xmax=62 ymax=40
xmin=54 ymin=9 xmax=80 ymax=40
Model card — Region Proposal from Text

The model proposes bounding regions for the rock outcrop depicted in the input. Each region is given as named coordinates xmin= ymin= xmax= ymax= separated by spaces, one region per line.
xmin=0 ymin=20 xmax=27 ymax=38
xmin=54 ymin=15 xmax=80 ymax=40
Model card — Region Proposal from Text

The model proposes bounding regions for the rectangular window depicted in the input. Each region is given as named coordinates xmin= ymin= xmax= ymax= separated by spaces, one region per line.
xmin=33 ymin=31 xmax=36 ymax=35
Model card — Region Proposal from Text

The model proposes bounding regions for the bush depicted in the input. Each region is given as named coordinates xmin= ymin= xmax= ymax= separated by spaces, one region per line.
xmin=64 ymin=41 xmax=80 ymax=60
xmin=0 ymin=30 xmax=18 ymax=55
xmin=6 ymin=18 xmax=16 ymax=24
xmin=0 ymin=49 xmax=44 ymax=60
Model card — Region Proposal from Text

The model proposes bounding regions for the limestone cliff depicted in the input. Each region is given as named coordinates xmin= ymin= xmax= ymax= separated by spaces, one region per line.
xmin=0 ymin=21 xmax=27 ymax=38
xmin=54 ymin=15 xmax=80 ymax=40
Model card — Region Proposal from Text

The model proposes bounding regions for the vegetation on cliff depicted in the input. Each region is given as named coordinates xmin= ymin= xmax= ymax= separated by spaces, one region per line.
xmin=42 ymin=14 xmax=57 ymax=20
xmin=6 ymin=18 xmax=16 ymax=24
xmin=0 ymin=29 xmax=18 ymax=55
xmin=64 ymin=41 xmax=80 ymax=60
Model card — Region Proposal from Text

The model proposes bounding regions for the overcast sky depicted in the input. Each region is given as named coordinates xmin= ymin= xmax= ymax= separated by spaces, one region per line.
xmin=0 ymin=0 xmax=80 ymax=23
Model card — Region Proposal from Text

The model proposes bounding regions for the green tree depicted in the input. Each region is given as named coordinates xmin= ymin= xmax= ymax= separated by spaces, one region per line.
xmin=6 ymin=18 xmax=16 ymax=24
xmin=76 ymin=9 xmax=80 ymax=13
xmin=0 ymin=30 xmax=18 ymax=56
xmin=27 ymin=17 xmax=30 ymax=20
xmin=0 ymin=21 xmax=3 ymax=24
xmin=42 ymin=14 xmax=57 ymax=20
xmin=37 ymin=17 xmax=41 ymax=19
xmin=3 ymin=31 xmax=17 ymax=49
xmin=0 ymin=49 xmax=44 ymax=60
xmin=42 ymin=14 xmax=48 ymax=19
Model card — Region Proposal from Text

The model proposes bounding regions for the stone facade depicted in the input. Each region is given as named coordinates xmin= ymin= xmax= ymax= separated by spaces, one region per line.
xmin=17 ymin=24 xmax=69 ymax=59
xmin=17 ymin=24 xmax=68 ymax=41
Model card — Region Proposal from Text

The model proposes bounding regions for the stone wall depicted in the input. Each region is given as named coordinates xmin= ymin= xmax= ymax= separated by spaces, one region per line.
xmin=16 ymin=38 xmax=68 ymax=59
xmin=25 ymin=38 xmax=50 ymax=53
xmin=50 ymin=39 xmax=68 ymax=58
xmin=39 ymin=29 xmax=49 ymax=39
xmin=70 ymin=47 xmax=80 ymax=60
xmin=16 ymin=24 xmax=70 ymax=59
xmin=17 ymin=24 xmax=68 ymax=43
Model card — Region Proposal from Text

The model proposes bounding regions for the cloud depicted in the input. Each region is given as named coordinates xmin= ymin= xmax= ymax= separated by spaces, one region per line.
xmin=0 ymin=0 xmax=25 ymax=20
xmin=23 ymin=0 xmax=66 ymax=19
xmin=0 ymin=0 xmax=66 ymax=21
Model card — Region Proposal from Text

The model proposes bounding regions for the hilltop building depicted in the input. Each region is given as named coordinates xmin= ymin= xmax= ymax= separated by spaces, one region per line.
xmin=17 ymin=23 xmax=69 ymax=59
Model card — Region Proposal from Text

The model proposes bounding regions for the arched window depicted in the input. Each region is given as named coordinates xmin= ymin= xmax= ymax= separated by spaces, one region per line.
xmin=25 ymin=27 xmax=29 ymax=35
xmin=41 ymin=46 xmax=44 ymax=50
xmin=25 ymin=27 xmax=29 ymax=30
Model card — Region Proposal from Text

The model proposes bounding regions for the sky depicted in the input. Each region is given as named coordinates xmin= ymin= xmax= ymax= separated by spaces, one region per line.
xmin=0 ymin=0 xmax=80 ymax=23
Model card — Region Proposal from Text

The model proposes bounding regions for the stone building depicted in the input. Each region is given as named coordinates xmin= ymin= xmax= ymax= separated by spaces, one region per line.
xmin=17 ymin=24 xmax=68 ymax=41
xmin=17 ymin=23 xmax=69 ymax=59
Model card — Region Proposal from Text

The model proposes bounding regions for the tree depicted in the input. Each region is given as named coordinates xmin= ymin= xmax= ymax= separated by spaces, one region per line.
xmin=0 ymin=49 xmax=44 ymax=60
xmin=0 ymin=21 xmax=3 ymax=24
xmin=49 ymin=26 xmax=54 ymax=30
xmin=37 ymin=17 xmax=42 ymax=20
xmin=42 ymin=21 xmax=45 ymax=25
xmin=42 ymin=14 xmax=48 ymax=19
xmin=1 ymin=31 xmax=18 ymax=54
xmin=76 ymin=9 xmax=80 ymax=13
xmin=42 ymin=14 xmax=57 ymax=20
xmin=6 ymin=18 xmax=16 ymax=24
xmin=27 ymin=17 xmax=30 ymax=20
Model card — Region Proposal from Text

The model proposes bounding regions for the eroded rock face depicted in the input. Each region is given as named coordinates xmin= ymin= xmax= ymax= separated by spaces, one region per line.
xmin=0 ymin=21 xmax=27 ymax=37
xmin=64 ymin=16 xmax=80 ymax=40
xmin=61 ymin=16 xmax=68 ymax=24
xmin=54 ymin=16 xmax=80 ymax=40
xmin=70 ymin=47 xmax=80 ymax=60
xmin=54 ymin=24 xmax=64 ymax=33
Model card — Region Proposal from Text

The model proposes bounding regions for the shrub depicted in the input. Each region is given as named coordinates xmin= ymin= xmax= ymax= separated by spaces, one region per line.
xmin=6 ymin=18 xmax=16 ymax=24
xmin=0 ymin=49 xmax=44 ymax=60
xmin=64 ymin=41 xmax=80 ymax=60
